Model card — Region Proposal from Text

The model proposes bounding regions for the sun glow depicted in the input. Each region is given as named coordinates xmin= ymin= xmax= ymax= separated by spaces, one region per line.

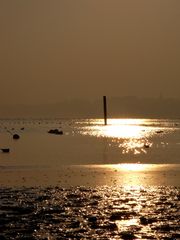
xmin=80 ymin=118 xmax=154 ymax=139
xmin=78 ymin=119 xmax=154 ymax=155
xmin=118 ymin=163 xmax=149 ymax=171
xmin=106 ymin=163 xmax=152 ymax=172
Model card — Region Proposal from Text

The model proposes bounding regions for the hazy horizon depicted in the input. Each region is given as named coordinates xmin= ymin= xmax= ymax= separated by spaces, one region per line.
xmin=0 ymin=96 xmax=180 ymax=118
xmin=0 ymin=0 xmax=180 ymax=107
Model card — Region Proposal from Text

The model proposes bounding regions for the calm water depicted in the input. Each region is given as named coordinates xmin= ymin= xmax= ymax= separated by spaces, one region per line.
xmin=0 ymin=118 xmax=180 ymax=239
xmin=0 ymin=118 xmax=180 ymax=166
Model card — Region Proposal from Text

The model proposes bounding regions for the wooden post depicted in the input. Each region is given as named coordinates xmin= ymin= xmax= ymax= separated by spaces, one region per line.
xmin=103 ymin=96 xmax=107 ymax=125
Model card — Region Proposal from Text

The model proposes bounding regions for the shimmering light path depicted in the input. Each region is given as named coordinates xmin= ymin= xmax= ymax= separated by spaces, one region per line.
xmin=76 ymin=118 xmax=178 ymax=156
xmin=78 ymin=118 xmax=168 ymax=139
xmin=0 ymin=118 xmax=180 ymax=165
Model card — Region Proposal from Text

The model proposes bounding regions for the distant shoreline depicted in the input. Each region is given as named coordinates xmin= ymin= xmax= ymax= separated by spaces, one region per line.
xmin=0 ymin=96 xmax=180 ymax=119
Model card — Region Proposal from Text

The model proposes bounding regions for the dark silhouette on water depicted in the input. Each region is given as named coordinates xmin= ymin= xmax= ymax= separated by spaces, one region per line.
xmin=144 ymin=143 xmax=150 ymax=148
xmin=103 ymin=96 xmax=107 ymax=125
xmin=1 ymin=148 xmax=10 ymax=153
xmin=48 ymin=129 xmax=63 ymax=135
xmin=13 ymin=134 xmax=20 ymax=139
xmin=156 ymin=130 xmax=164 ymax=134
xmin=6 ymin=129 xmax=20 ymax=140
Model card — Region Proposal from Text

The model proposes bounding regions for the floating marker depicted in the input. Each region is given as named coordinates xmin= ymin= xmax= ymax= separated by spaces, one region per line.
xmin=13 ymin=134 xmax=20 ymax=139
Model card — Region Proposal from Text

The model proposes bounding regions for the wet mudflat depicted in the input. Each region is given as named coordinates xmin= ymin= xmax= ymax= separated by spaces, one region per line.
xmin=0 ymin=186 xmax=179 ymax=239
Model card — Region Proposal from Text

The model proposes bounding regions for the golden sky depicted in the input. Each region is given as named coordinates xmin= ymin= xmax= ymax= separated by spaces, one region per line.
xmin=0 ymin=0 xmax=180 ymax=104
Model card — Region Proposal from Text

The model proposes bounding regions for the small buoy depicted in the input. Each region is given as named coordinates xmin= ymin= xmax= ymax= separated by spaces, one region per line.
xmin=20 ymin=127 xmax=24 ymax=130
xmin=1 ymin=148 xmax=10 ymax=153
xmin=48 ymin=129 xmax=63 ymax=135
xmin=156 ymin=130 xmax=163 ymax=134
xmin=13 ymin=134 xmax=20 ymax=139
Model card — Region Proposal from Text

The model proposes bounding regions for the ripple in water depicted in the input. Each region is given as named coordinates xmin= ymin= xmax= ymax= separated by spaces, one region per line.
xmin=0 ymin=186 xmax=179 ymax=239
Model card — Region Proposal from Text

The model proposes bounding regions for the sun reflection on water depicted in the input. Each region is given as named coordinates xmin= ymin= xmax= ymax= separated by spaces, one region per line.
xmin=81 ymin=118 xmax=153 ymax=139
xmin=116 ymin=218 xmax=139 ymax=230
xmin=78 ymin=118 xmax=156 ymax=155
xmin=116 ymin=163 xmax=150 ymax=171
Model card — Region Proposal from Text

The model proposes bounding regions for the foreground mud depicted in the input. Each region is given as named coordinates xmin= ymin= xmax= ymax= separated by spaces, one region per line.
xmin=0 ymin=186 xmax=179 ymax=239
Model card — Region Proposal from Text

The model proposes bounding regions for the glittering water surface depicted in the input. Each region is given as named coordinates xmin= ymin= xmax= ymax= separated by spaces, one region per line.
xmin=75 ymin=118 xmax=180 ymax=157
xmin=0 ymin=186 xmax=179 ymax=239
xmin=0 ymin=118 xmax=180 ymax=165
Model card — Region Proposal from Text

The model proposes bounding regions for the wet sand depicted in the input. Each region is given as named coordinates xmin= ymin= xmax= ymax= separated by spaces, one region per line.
xmin=0 ymin=164 xmax=180 ymax=188
xmin=0 ymin=184 xmax=179 ymax=239
xmin=0 ymin=164 xmax=180 ymax=239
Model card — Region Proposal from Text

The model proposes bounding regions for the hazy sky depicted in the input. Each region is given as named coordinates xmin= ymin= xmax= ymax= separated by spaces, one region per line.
xmin=0 ymin=0 xmax=180 ymax=105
